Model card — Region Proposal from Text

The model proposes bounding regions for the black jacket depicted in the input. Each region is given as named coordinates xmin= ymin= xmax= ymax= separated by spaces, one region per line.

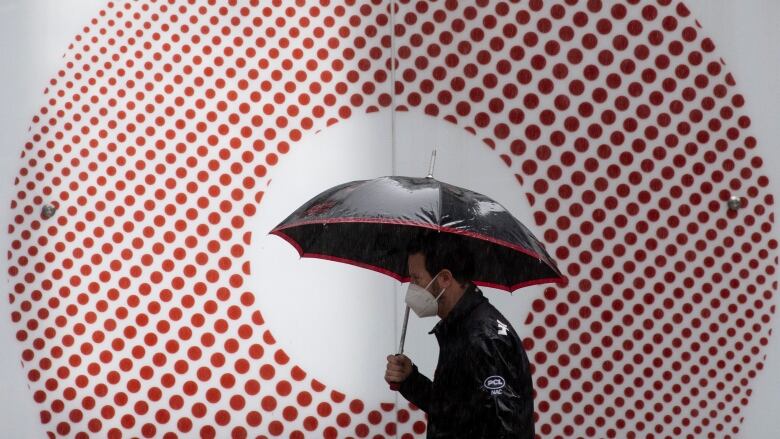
xmin=399 ymin=284 xmax=534 ymax=438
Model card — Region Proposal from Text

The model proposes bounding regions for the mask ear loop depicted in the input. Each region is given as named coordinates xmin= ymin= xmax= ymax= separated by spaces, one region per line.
xmin=424 ymin=271 xmax=441 ymax=290
xmin=427 ymin=271 xmax=448 ymax=301
xmin=433 ymin=286 xmax=446 ymax=301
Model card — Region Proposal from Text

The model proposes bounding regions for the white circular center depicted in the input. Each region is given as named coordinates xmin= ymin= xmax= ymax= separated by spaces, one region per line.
xmin=248 ymin=111 xmax=543 ymax=402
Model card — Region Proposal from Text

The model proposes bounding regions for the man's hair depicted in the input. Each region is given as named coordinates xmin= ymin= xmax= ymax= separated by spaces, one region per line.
xmin=406 ymin=231 xmax=476 ymax=286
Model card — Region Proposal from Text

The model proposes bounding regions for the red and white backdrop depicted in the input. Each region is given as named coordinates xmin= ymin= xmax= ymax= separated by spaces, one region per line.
xmin=0 ymin=0 xmax=778 ymax=438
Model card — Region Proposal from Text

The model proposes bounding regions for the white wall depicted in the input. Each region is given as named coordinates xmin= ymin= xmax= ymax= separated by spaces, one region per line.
xmin=0 ymin=0 xmax=778 ymax=438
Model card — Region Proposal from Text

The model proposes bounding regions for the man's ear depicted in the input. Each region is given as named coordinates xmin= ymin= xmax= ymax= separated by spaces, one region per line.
xmin=438 ymin=269 xmax=454 ymax=289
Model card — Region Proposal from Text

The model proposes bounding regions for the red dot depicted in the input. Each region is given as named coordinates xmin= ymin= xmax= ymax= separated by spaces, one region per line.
xmin=268 ymin=421 xmax=283 ymax=436
xmin=261 ymin=396 xmax=277 ymax=412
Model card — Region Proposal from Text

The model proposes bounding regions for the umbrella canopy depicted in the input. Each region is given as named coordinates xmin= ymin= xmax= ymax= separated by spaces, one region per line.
xmin=269 ymin=176 xmax=565 ymax=292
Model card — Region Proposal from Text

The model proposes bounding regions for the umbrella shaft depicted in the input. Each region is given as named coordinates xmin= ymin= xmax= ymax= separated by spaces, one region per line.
xmin=397 ymin=305 xmax=411 ymax=355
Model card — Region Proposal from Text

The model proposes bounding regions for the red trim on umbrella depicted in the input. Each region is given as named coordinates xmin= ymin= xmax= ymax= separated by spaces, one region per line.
xmin=271 ymin=216 xmax=557 ymax=269
xmin=270 ymin=230 xmax=411 ymax=283
xmin=271 ymin=229 xmax=305 ymax=255
xmin=474 ymin=276 xmax=567 ymax=293
xmin=270 ymin=229 xmax=567 ymax=292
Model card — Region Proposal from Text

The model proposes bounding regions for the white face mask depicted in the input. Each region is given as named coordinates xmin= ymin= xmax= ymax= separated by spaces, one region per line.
xmin=405 ymin=272 xmax=446 ymax=318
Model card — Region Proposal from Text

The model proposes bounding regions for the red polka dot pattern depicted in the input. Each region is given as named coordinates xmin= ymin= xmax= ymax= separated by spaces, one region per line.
xmin=5 ymin=0 xmax=777 ymax=438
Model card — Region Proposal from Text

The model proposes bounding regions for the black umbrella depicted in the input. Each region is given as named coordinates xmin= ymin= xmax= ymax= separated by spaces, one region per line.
xmin=269 ymin=177 xmax=565 ymax=291
xmin=269 ymin=156 xmax=565 ymax=359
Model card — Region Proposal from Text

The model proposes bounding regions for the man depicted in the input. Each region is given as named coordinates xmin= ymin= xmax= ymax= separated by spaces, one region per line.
xmin=385 ymin=233 xmax=535 ymax=438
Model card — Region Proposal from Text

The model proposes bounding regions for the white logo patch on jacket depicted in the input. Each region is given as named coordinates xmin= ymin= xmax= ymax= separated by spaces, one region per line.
xmin=483 ymin=375 xmax=506 ymax=395
xmin=497 ymin=320 xmax=508 ymax=336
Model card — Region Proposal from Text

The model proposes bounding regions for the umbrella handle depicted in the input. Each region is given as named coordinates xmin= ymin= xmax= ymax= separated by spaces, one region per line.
xmin=389 ymin=306 xmax=412 ymax=391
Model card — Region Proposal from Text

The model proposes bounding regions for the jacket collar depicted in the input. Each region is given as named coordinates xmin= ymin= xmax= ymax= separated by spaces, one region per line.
xmin=430 ymin=283 xmax=486 ymax=335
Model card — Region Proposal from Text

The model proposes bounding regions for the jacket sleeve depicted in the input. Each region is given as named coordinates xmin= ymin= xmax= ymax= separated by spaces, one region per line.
xmin=398 ymin=363 xmax=433 ymax=413
xmin=464 ymin=333 xmax=534 ymax=438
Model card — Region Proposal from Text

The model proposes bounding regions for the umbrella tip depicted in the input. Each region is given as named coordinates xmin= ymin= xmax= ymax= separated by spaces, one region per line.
xmin=426 ymin=149 xmax=437 ymax=178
